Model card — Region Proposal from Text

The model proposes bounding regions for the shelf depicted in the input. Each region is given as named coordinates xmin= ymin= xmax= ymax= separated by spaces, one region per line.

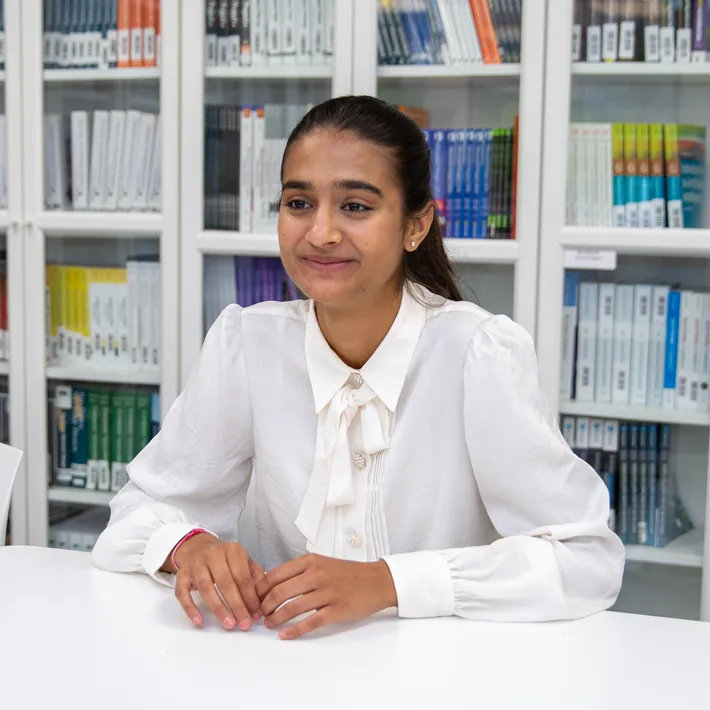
xmin=625 ymin=529 xmax=704 ymax=568
xmin=572 ymin=62 xmax=710 ymax=82
xmin=36 ymin=211 xmax=163 ymax=238
xmin=46 ymin=367 xmax=160 ymax=386
xmin=205 ymin=65 xmax=332 ymax=80
xmin=48 ymin=486 xmax=114 ymax=506
xmin=43 ymin=68 xmax=161 ymax=83
xmin=378 ymin=63 xmax=520 ymax=80
xmin=561 ymin=227 xmax=710 ymax=257
xmin=559 ymin=400 xmax=710 ymax=427
xmin=0 ymin=361 xmax=8 ymax=376
xmin=197 ymin=232 xmax=519 ymax=264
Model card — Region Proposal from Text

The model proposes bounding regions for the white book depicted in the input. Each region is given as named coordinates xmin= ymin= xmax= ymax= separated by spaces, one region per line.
xmin=575 ymin=282 xmax=599 ymax=402
xmin=133 ymin=113 xmax=157 ymax=211
xmin=575 ymin=417 xmax=590 ymax=452
xmin=683 ymin=291 xmax=703 ymax=409
xmin=310 ymin=0 xmax=324 ymax=64
xmin=659 ymin=25 xmax=675 ymax=62
xmin=252 ymin=106 xmax=266 ymax=232
xmin=126 ymin=261 xmax=141 ymax=366
xmin=451 ymin=0 xmax=473 ymax=64
xmin=561 ymin=416 xmax=576 ymax=448
xmin=698 ymin=294 xmax=710 ymax=411
xmin=149 ymin=263 xmax=161 ymax=371
xmin=675 ymin=290 xmax=694 ymax=409
xmin=267 ymin=0 xmax=283 ymax=64
xmin=147 ymin=116 xmax=162 ymax=212
xmin=230 ymin=0 xmax=242 ymax=66
xmin=99 ymin=272 xmax=116 ymax=368
xmin=71 ymin=111 xmax=90 ymax=211
xmin=567 ymin=125 xmax=579 ymax=225
xmin=89 ymin=110 xmax=110 ymax=211
xmin=252 ymin=0 xmax=269 ymax=65
xmin=239 ymin=107 xmax=255 ymax=233
xmin=437 ymin=0 xmax=462 ymax=65
xmin=644 ymin=23 xmax=660 ymax=62
xmin=595 ymin=283 xmax=615 ymax=403
xmin=87 ymin=269 xmax=105 ymax=367
xmin=647 ymin=286 xmax=669 ymax=408
xmin=597 ymin=124 xmax=613 ymax=226
xmin=575 ymin=125 xmax=590 ymax=226
xmin=0 ymin=115 xmax=7 ymax=210
xmin=295 ymin=0 xmax=311 ymax=63
xmin=44 ymin=115 xmax=66 ymax=209
xmin=323 ymin=0 xmax=334 ymax=65
xmin=587 ymin=124 xmax=601 ymax=226
xmin=104 ymin=111 xmax=127 ymax=211
xmin=611 ymin=285 xmax=634 ymax=405
xmin=117 ymin=110 xmax=142 ymax=211
xmin=281 ymin=0 xmax=297 ymax=64
xmin=602 ymin=18 xmax=619 ymax=62
xmin=677 ymin=27 xmax=692 ymax=63
xmin=630 ymin=284 xmax=652 ymax=405
xmin=114 ymin=273 xmax=130 ymax=368
xmin=619 ymin=19 xmax=637 ymax=60
xmin=138 ymin=262 xmax=153 ymax=368
xmin=460 ymin=0 xmax=483 ymax=63
xmin=589 ymin=418 xmax=604 ymax=453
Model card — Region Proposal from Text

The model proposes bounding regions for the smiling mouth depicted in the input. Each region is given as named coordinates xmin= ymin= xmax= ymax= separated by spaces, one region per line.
xmin=302 ymin=257 xmax=357 ymax=272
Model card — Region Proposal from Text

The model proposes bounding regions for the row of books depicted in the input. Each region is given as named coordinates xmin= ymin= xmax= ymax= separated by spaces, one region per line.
xmin=205 ymin=0 xmax=334 ymax=68
xmin=46 ymin=261 xmax=161 ymax=372
xmin=378 ymin=0 xmax=522 ymax=65
xmin=44 ymin=110 xmax=162 ymax=212
xmin=50 ymin=385 xmax=160 ymax=491
xmin=204 ymin=103 xmax=308 ymax=232
xmin=562 ymin=416 xmax=692 ymax=546
xmin=566 ymin=123 xmax=706 ymax=229
xmin=43 ymin=0 xmax=162 ymax=70
xmin=426 ymin=122 xmax=518 ymax=239
xmin=562 ymin=276 xmax=710 ymax=412
xmin=572 ymin=0 xmax=710 ymax=63
xmin=204 ymin=256 xmax=298 ymax=329
xmin=49 ymin=507 xmax=110 ymax=553
xmin=0 ymin=254 xmax=7 ymax=362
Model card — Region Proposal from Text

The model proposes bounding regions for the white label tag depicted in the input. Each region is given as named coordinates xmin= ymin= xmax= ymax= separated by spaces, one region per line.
xmin=619 ymin=21 xmax=635 ymax=59
xmin=572 ymin=25 xmax=581 ymax=61
xmin=587 ymin=26 xmax=602 ymax=62
xmin=660 ymin=26 xmax=675 ymax=62
xmin=55 ymin=386 xmax=73 ymax=411
xmin=603 ymin=23 xmax=619 ymax=61
xmin=564 ymin=249 xmax=618 ymax=271
xmin=677 ymin=28 xmax=691 ymax=63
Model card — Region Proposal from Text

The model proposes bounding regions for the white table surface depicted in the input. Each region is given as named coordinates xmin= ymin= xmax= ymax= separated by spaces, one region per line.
xmin=2 ymin=546 xmax=710 ymax=709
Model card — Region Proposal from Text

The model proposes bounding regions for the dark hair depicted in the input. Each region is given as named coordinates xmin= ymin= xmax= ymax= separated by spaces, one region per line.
xmin=281 ymin=95 xmax=462 ymax=302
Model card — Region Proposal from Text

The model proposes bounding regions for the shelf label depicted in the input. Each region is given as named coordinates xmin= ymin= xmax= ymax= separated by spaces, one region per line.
xmin=564 ymin=249 xmax=617 ymax=271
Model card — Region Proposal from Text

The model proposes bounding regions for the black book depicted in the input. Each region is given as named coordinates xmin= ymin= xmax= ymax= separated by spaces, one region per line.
xmin=229 ymin=0 xmax=242 ymax=66
xmin=240 ymin=0 xmax=252 ymax=66
xmin=206 ymin=0 xmax=219 ymax=67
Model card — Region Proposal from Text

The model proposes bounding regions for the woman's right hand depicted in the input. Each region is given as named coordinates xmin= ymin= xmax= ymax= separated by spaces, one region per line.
xmin=171 ymin=533 xmax=265 ymax=631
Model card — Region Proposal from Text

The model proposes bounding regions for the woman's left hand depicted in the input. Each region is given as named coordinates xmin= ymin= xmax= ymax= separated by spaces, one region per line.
xmin=256 ymin=555 xmax=398 ymax=640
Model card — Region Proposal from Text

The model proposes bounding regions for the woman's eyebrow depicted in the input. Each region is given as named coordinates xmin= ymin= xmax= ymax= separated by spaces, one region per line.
xmin=334 ymin=180 xmax=384 ymax=197
xmin=282 ymin=179 xmax=314 ymax=191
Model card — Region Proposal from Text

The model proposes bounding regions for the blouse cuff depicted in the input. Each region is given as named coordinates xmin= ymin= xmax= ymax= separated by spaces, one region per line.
xmin=142 ymin=523 xmax=215 ymax=587
xmin=382 ymin=551 xmax=455 ymax=619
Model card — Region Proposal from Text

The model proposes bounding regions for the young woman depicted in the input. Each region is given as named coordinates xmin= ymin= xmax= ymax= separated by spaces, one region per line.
xmin=93 ymin=96 xmax=624 ymax=640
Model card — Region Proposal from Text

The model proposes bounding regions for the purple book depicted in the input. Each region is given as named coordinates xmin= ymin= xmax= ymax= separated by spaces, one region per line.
xmin=692 ymin=0 xmax=709 ymax=61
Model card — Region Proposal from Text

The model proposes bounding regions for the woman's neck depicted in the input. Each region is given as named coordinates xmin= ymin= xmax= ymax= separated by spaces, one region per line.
xmin=315 ymin=285 xmax=403 ymax=370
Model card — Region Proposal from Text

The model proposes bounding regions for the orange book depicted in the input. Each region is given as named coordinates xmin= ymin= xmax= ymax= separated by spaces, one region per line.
xmin=130 ymin=0 xmax=144 ymax=67
xmin=143 ymin=0 xmax=158 ymax=67
xmin=469 ymin=0 xmax=501 ymax=64
xmin=117 ymin=0 xmax=131 ymax=68
xmin=511 ymin=115 xmax=519 ymax=239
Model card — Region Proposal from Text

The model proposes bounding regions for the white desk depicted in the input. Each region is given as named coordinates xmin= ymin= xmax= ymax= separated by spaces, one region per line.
xmin=1 ymin=546 xmax=709 ymax=709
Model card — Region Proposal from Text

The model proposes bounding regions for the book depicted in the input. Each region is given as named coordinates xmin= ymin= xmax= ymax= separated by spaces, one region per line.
xmin=630 ymin=284 xmax=652 ymax=405
xmin=70 ymin=388 xmax=88 ymax=487
xmin=595 ymin=282 xmax=615 ymax=403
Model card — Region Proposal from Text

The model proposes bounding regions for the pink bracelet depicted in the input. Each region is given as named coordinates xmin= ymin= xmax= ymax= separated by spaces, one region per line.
xmin=171 ymin=528 xmax=210 ymax=571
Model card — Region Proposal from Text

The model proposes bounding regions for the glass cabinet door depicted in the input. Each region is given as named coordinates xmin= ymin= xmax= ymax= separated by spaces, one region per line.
xmin=22 ymin=0 xmax=178 ymax=548
xmin=539 ymin=0 xmax=710 ymax=621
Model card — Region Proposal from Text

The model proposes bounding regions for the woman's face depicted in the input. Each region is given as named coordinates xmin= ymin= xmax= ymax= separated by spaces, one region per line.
xmin=278 ymin=129 xmax=409 ymax=306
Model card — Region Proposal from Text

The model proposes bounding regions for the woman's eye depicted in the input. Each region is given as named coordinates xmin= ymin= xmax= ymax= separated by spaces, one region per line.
xmin=343 ymin=203 xmax=370 ymax=213
xmin=286 ymin=199 xmax=310 ymax=210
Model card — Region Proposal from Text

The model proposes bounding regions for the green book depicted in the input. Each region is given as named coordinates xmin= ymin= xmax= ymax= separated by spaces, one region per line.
xmin=135 ymin=392 xmax=152 ymax=455
xmin=97 ymin=391 xmax=111 ymax=492
xmin=53 ymin=385 xmax=73 ymax=486
xmin=70 ymin=388 xmax=88 ymax=487
xmin=110 ymin=392 xmax=126 ymax=492
xmin=86 ymin=390 xmax=100 ymax=490
xmin=124 ymin=391 xmax=137 ymax=468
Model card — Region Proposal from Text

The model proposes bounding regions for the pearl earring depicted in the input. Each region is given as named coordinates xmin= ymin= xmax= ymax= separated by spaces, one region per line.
xmin=411 ymin=241 xmax=416 ymax=248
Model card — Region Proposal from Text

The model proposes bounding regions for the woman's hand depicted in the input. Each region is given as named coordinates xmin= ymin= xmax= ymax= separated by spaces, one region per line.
xmin=256 ymin=554 xmax=398 ymax=640
xmin=170 ymin=534 xmax=265 ymax=631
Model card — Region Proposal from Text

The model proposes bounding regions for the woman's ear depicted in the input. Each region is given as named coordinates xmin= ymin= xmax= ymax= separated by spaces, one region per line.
xmin=405 ymin=202 xmax=435 ymax=252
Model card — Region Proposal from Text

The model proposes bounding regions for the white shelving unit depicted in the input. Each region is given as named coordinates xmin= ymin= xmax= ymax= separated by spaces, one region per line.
xmin=205 ymin=66 xmax=333 ymax=81
xmin=538 ymin=0 xmax=710 ymax=621
xmin=19 ymin=0 xmax=181 ymax=542
xmin=377 ymin=64 xmax=521 ymax=80
xmin=47 ymin=487 xmax=115 ymax=507
xmin=0 ymin=361 xmax=9 ymax=377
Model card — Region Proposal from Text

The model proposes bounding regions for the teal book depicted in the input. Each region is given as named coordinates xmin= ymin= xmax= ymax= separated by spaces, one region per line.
xmin=665 ymin=124 xmax=706 ymax=228
xmin=70 ymin=388 xmax=88 ymax=487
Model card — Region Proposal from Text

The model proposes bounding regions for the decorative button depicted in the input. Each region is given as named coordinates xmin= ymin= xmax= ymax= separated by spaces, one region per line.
xmin=351 ymin=372 xmax=364 ymax=388
xmin=352 ymin=452 xmax=367 ymax=470
xmin=348 ymin=532 xmax=362 ymax=548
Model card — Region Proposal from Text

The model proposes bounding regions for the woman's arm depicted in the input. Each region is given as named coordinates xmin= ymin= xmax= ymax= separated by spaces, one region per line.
xmin=92 ymin=305 xmax=255 ymax=586
xmin=383 ymin=315 xmax=625 ymax=621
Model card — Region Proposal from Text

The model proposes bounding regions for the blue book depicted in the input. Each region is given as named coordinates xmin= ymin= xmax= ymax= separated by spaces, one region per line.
xmin=391 ymin=7 xmax=411 ymax=64
xmin=618 ymin=423 xmax=630 ymax=542
xmin=479 ymin=129 xmax=493 ymax=239
xmin=647 ymin=423 xmax=658 ymax=546
xmin=414 ymin=0 xmax=434 ymax=63
xmin=663 ymin=290 xmax=681 ymax=409
xmin=150 ymin=393 xmax=161 ymax=440
xmin=638 ymin=424 xmax=649 ymax=545
xmin=462 ymin=129 xmax=477 ymax=239
xmin=430 ymin=129 xmax=448 ymax=230
xmin=471 ymin=130 xmax=484 ymax=238
xmin=424 ymin=0 xmax=448 ymax=64
xmin=445 ymin=131 xmax=457 ymax=238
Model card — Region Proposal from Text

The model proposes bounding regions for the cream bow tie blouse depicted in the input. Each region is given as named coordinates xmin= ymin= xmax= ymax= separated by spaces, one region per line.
xmin=93 ymin=286 xmax=624 ymax=622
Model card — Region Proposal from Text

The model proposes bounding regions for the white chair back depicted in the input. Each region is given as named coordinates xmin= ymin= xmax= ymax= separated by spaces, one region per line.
xmin=0 ymin=443 xmax=23 ymax=547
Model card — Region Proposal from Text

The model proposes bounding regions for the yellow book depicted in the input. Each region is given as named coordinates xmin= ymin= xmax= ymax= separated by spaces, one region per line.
xmin=86 ymin=268 xmax=104 ymax=364
xmin=76 ymin=267 xmax=90 ymax=363
xmin=56 ymin=266 xmax=68 ymax=364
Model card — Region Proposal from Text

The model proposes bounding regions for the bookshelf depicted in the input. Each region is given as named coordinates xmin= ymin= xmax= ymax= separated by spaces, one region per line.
xmin=377 ymin=64 xmax=521 ymax=80
xmin=17 ymin=0 xmax=181 ymax=545
xmin=538 ymin=0 xmax=710 ymax=621
xmin=205 ymin=66 xmax=333 ymax=81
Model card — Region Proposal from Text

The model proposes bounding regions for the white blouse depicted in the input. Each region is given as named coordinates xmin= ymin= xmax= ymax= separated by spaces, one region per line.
xmin=93 ymin=285 xmax=625 ymax=621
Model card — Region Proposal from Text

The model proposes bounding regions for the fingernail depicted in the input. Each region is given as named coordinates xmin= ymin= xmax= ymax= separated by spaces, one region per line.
xmin=224 ymin=617 xmax=235 ymax=629
xmin=239 ymin=619 xmax=251 ymax=631
xmin=252 ymin=612 xmax=261 ymax=620
xmin=192 ymin=616 xmax=202 ymax=626
xmin=279 ymin=631 xmax=289 ymax=640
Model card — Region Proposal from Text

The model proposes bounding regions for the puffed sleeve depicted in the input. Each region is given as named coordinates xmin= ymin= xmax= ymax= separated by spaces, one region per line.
xmin=384 ymin=315 xmax=625 ymax=621
xmin=92 ymin=305 xmax=255 ymax=586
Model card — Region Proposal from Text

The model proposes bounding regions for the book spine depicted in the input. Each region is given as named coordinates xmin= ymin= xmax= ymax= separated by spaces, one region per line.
xmin=587 ymin=0 xmax=603 ymax=61
xmin=471 ymin=128 xmax=483 ymax=237
xmin=623 ymin=123 xmax=639 ymax=227
xmin=469 ymin=0 xmax=500 ymax=63
xmin=107 ymin=0 xmax=119 ymax=69
xmin=425 ymin=0 xmax=449 ymax=64
xmin=323 ymin=0 xmax=334 ymax=64
xmin=480 ymin=128 xmax=492 ymax=238
xmin=619 ymin=0 xmax=640 ymax=60
xmin=618 ymin=422 xmax=629 ymax=541
xmin=602 ymin=0 xmax=619 ymax=62
xmin=453 ymin=129 xmax=466 ymax=238
xmin=644 ymin=0 xmax=662 ymax=61
xmin=677 ymin=0 xmax=693 ymax=61
xmin=70 ymin=388 xmax=88 ymax=487
xmin=602 ymin=419 xmax=620 ymax=532
xmin=151 ymin=393 xmax=161 ymax=439
xmin=572 ymin=0 xmax=585 ymax=61
xmin=53 ymin=386 xmax=74 ymax=485
xmin=118 ymin=0 xmax=131 ymax=68
xmin=561 ymin=272 xmax=580 ymax=401
xmin=648 ymin=286 xmax=670 ymax=407
xmin=691 ymin=0 xmax=709 ymax=61
xmin=144 ymin=0 xmax=158 ymax=67
xmin=676 ymin=290 xmax=692 ymax=410
xmin=663 ymin=290 xmax=681 ymax=409
xmin=689 ymin=291 xmax=704 ymax=409
xmin=630 ymin=284 xmax=652 ymax=405
xmin=281 ymin=0 xmax=296 ymax=64
xmin=699 ymin=293 xmax=710 ymax=411
xmin=124 ymin=392 xmax=137 ymax=481
xmin=636 ymin=124 xmax=652 ymax=227
xmin=647 ymin=423 xmax=658 ymax=545
xmin=95 ymin=391 xmax=111 ymax=491
xmin=657 ymin=424 xmax=671 ymax=544
xmin=89 ymin=110 xmax=110 ymax=210
xmin=444 ymin=129 xmax=457 ymax=238
xmin=612 ymin=284 xmax=634 ymax=404
xmin=110 ymin=391 xmax=126 ymax=492
xmin=206 ymin=0 xmax=219 ymax=67
xmin=218 ymin=0 xmax=232 ymax=66
xmin=267 ymin=0 xmax=282 ymax=64
xmin=240 ymin=0 xmax=253 ymax=65
xmin=486 ymin=128 xmax=501 ymax=237
xmin=664 ymin=123 xmax=684 ymax=228
xmin=576 ymin=282 xmax=599 ymax=401
xmin=462 ymin=129 xmax=476 ymax=239
xmin=649 ymin=123 xmax=666 ymax=227
xmin=660 ymin=0 xmax=677 ymax=62
xmin=629 ymin=422 xmax=639 ymax=544
xmin=595 ymin=282 xmax=616 ymax=403
xmin=135 ymin=393 xmax=152 ymax=453
xmin=252 ymin=0 xmax=268 ymax=65
xmin=677 ymin=124 xmax=706 ymax=229
xmin=637 ymin=424 xmax=649 ymax=543
xmin=430 ymin=129 xmax=448 ymax=229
